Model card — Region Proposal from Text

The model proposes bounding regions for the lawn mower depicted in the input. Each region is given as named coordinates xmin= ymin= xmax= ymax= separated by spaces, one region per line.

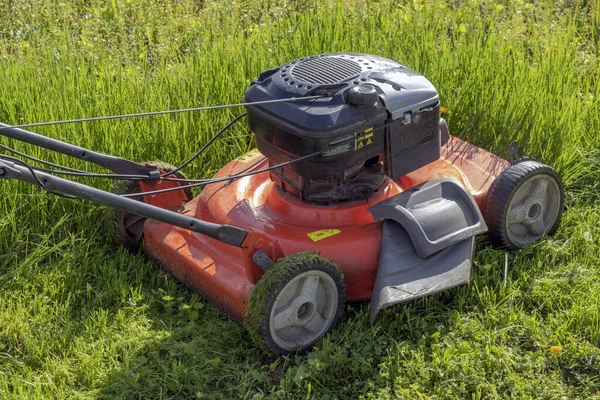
xmin=0 ymin=53 xmax=564 ymax=356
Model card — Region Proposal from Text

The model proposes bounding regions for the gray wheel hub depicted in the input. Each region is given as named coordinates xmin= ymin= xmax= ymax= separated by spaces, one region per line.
xmin=506 ymin=173 xmax=561 ymax=247
xmin=269 ymin=270 xmax=338 ymax=351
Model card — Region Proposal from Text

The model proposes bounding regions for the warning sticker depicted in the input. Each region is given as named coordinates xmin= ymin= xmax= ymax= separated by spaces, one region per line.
xmin=307 ymin=229 xmax=341 ymax=242
xmin=233 ymin=149 xmax=263 ymax=162
xmin=323 ymin=128 xmax=375 ymax=156
xmin=323 ymin=143 xmax=352 ymax=157
xmin=356 ymin=128 xmax=374 ymax=150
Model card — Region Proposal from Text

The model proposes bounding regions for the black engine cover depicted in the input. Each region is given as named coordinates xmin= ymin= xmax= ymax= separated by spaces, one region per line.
xmin=243 ymin=53 xmax=441 ymax=202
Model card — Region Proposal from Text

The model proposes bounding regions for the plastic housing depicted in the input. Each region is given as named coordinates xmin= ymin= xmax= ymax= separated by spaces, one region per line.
xmin=243 ymin=53 xmax=442 ymax=201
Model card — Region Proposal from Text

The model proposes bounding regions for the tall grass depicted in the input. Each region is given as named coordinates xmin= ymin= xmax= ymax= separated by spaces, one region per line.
xmin=1 ymin=0 xmax=599 ymax=398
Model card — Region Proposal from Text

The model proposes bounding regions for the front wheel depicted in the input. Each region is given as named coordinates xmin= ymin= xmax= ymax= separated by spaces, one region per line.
xmin=246 ymin=252 xmax=346 ymax=356
xmin=484 ymin=160 xmax=564 ymax=250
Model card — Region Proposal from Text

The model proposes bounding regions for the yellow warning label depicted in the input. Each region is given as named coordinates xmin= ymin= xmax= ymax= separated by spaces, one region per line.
xmin=233 ymin=149 xmax=263 ymax=162
xmin=307 ymin=229 xmax=341 ymax=242
xmin=356 ymin=128 xmax=374 ymax=149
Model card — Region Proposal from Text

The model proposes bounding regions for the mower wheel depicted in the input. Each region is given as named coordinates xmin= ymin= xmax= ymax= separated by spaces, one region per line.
xmin=246 ymin=252 xmax=345 ymax=357
xmin=484 ymin=160 xmax=564 ymax=250
xmin=113 ymin=162 xmax=192 ymax=252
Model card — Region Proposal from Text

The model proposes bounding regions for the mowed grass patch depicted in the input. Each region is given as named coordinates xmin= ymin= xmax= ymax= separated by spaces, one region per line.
xmin=0 ymin=0 xmax=599 ymax=398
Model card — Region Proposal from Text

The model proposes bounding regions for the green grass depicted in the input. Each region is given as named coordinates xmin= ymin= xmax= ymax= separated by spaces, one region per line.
xmin=1 ymin=0 xmax=599 ymax=398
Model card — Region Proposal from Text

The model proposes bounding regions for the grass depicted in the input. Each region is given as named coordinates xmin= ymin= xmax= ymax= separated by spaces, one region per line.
xmin=0 ymin=0 xmax=599 ymax=398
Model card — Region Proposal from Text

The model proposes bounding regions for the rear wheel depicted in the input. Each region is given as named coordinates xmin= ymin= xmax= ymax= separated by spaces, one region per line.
xmin=113 ymin=162 xmax=192 ymax=252
xmin=246 ymin=252 xmax=345 ymax=356
xmin=484 ymin=160 xmax=564 ymax=250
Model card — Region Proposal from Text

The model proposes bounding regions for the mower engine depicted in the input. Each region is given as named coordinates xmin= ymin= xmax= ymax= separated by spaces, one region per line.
xmin=244 ymin=53 xmax=444 ymax=203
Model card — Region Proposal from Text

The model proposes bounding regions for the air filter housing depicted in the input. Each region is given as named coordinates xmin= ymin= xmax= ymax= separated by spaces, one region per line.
xmin=243 ymin=53 xmax=442 ymax=202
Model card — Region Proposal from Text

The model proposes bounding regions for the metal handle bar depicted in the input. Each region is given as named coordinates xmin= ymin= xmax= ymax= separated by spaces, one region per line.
xmin=0 ymin=123 xmax=157 ymax=177
xmin=0 ymin=160 xmax=248 ymax=247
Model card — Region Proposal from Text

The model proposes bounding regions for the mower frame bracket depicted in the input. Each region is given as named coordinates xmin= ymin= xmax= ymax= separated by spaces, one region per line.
xmin=508 ymin=140 xmax=520 ymax=165
xmin=252 ymin=250 xmax=275 ymax=271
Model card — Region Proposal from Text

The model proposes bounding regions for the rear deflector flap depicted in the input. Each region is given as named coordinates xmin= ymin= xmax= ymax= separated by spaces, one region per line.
xmin=370 ymin=220 xmax=475 ymax=323
xmin=368 ymin=178 xmax=486 ymax=324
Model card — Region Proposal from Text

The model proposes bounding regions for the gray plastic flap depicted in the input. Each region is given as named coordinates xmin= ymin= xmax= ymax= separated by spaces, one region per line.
xmin=370 ymin=220 xmax=475 ymax=324
xmin=368 ymin=178 xmax=487 ymax=258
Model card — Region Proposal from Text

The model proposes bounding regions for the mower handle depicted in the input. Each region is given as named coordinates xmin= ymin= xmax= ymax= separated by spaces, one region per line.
xmin=0 ymin=160 xmax=249 ymax=247
xmin=0 ymin=123 xmax=157 ymax=177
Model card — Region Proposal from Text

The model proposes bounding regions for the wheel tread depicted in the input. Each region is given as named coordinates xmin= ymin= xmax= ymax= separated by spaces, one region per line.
xmin=484 ymin=160 xmax=564 ymax=250
xmin=246 ymin=251 xmax=346 ymax=356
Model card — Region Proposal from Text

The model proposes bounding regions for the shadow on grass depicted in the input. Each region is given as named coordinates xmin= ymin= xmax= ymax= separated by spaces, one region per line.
xmin=92 ymin=273 xmax=463 ymax=400
xmin=3 ymin=212 xmax=598 ymax=399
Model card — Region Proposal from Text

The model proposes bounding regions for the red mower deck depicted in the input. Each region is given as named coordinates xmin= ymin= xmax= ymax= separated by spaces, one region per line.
xmin=143 ymin=135 xmax=510 ymax=322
